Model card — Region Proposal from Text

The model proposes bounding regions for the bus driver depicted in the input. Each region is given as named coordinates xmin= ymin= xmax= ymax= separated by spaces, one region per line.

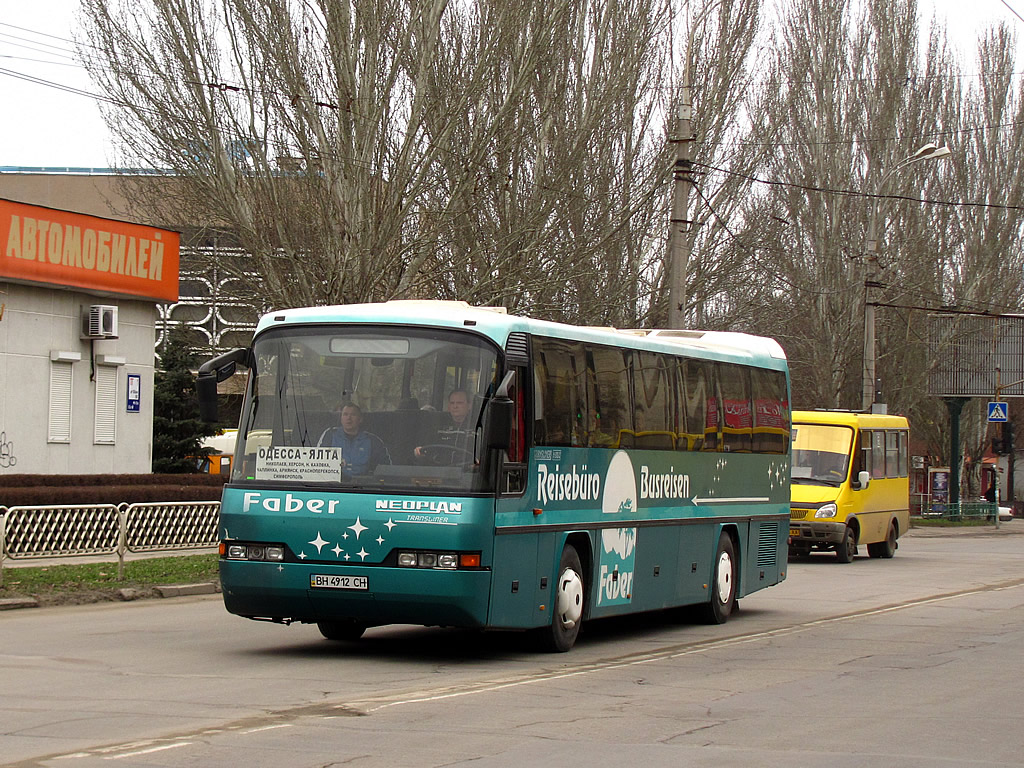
xmin=318 ymin=403 xmax=391 ymax=475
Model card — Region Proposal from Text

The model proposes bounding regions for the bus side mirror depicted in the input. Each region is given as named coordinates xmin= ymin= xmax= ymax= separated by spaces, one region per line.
xmin=196 ymin=347 xmax=249 ymax=423
xmin=484 ymin=398 xmax=514 ymax=448
xmin=483 ymin=371 xmax=516 ymax=449
xmin=853 ymin=470 xmax=870 ymax=490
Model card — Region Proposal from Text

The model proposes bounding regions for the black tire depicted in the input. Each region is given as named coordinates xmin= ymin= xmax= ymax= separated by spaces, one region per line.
xmin=317 ymin=620 xmax=366 ymax=642
xmin=698 ymin=532 xmax=737 ymax=624
xmin=790 ymin=542 xmax=813 ymax=560
xmin=867 ymin=521 xmax=898 ymax=559
xmin=835 ymin=525 xmax=856 ymax=563
xmin=538 ymin=544 xmax=585 ymax=652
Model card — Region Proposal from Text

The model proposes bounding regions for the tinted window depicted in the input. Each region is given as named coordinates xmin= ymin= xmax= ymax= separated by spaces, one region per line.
xmin=720 ymin=364 xmax=752 ymax=453
xmin=533 ymin=338 xmax=586 ymax=447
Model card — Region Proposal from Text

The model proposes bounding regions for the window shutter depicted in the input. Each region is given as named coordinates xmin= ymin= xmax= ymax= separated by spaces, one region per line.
xmin=48 ymin=361 xmax=73 ymax=442
xmin=94 ymin=365 xmax=117 ymax=444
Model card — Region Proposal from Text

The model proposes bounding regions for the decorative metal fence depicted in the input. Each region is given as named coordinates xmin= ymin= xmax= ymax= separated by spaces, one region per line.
xmin=0 ymin=501 xmax=220 ymax=585
xmin=915 ymin=501 xmax=1000 ymax=522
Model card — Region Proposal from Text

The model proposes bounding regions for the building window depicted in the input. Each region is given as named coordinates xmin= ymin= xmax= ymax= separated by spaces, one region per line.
xmin=94 ymin=365 xmax=117 ymax=444
xmin=48 ymin=361 xmax=73 ymax=443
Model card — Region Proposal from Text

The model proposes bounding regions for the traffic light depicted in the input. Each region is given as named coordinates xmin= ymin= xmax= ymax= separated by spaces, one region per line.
xmin=992 ymin=423 xmax=1012 ymax=455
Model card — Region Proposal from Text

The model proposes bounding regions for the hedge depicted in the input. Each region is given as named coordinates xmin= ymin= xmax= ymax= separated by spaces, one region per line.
xmin=0 ymin=474 xmax=226 ymax=508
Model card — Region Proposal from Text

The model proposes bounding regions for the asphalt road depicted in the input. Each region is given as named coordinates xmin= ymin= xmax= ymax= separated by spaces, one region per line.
xmin=2 ymin=524 xmax=1023 ymax=767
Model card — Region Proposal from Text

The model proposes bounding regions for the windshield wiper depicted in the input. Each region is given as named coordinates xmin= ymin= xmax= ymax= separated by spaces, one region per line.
xmin=791 ymin=477 xmax=841 ymax=487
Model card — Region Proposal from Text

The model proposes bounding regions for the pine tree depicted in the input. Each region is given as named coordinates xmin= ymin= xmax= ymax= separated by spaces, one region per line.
xmin=152 ymin=326 xmax=217 ymax=473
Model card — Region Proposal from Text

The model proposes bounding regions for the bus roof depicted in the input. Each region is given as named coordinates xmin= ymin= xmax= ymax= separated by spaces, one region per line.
xmin=254 ymin=300 xmax=788 ymax=367
xmin=792 ymin=410 xmax=909 ymax=429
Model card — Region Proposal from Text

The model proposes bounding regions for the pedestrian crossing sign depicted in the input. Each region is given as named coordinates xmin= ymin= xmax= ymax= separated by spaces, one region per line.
xmin=988 ymin=401 xmax=1009 ymax=422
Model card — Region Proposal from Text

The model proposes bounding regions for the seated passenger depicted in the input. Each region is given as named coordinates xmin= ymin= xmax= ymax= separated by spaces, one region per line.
xmin=317 ymin=403 xmax=391 ymax=474
xmin=414 ymin=389 xmax=475 ymax=463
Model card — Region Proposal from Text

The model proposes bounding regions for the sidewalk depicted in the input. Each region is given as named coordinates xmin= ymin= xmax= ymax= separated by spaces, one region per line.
xmin=906 ymin=519 xmax=1024 ymax=537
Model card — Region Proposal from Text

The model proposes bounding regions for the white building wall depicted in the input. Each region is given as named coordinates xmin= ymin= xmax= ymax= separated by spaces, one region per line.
xmin=0 ymin=282 xmax=156 ymax=474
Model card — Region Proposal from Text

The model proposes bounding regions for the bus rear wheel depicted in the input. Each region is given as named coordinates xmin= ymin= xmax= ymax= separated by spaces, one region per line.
xmin=868 ymin=522 xmax=898 ymax=559
xmin=698 ymin=532 xmax=737 ymax=624
xmin=539 ymin=544 xmax=585 ymax=652
xmin=317 ymin=620 xmax=366 ymax=642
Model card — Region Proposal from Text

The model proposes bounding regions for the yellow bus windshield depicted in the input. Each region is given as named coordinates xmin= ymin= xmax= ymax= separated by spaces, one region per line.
xmin=791 ymin=423 xmax=854 ymax=486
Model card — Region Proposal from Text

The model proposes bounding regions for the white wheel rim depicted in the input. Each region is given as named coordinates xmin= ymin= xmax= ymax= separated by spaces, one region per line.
xmin=556 ymin=567 xmax=584 ymax=628
xmin=715 ymin=551 xmax=733 ymax=604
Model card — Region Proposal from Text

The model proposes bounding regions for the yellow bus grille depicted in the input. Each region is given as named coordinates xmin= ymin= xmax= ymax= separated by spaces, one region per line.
xmin=790 ymin=508 xmax=813 ymax=520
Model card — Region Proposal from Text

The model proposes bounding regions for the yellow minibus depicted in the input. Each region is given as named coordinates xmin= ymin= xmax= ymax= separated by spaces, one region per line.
xmin=789 ymin=411 xmax=910 ymax=562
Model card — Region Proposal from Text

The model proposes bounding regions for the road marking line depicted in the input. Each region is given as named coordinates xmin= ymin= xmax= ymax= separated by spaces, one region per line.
xmin=106 ymin=742 xmax=192 ymax=759
xmin=241 ymin=724 xmax=293 ymax=734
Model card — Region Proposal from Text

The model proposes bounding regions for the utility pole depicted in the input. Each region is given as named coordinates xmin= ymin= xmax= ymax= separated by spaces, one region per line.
xmin=667 ymin=78 xmax=694 ymax=329
xmin=861 ymin=143 xmax=951 ymax=411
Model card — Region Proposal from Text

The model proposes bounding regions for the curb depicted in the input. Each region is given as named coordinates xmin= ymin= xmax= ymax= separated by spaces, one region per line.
xmin=154 ymin=582 xmax=221 ymax=598
xmin=0 ymin=597 xmax=40 ymax=610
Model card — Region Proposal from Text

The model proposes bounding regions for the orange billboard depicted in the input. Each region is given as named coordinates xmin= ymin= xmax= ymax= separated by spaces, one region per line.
xmin=1 ymin=198 xmax=180 ymax=302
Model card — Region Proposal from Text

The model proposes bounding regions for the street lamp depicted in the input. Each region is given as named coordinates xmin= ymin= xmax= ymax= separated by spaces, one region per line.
xmin=861 ymin=142 xmax=952 ymax=411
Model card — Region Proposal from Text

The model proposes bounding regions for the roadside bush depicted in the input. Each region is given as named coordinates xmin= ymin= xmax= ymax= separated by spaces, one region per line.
xmin=0 ymin=474 xmax=225 ymax=507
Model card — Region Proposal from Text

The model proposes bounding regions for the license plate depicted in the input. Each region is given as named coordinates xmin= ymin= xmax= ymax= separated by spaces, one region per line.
xmin=789 ymin=528 xmax=801 ymax=537
xmin=310 ymin=574 xmax=368 ymax=590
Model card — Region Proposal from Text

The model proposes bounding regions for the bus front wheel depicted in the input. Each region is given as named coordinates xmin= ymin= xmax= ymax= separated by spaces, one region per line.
xmin=699 ymin=532 xmax=737 ymax=624
xmin=835 ymin=525 xmax=857 ymax=563
xmin=540 ymin=544 xmax=585 ymax=652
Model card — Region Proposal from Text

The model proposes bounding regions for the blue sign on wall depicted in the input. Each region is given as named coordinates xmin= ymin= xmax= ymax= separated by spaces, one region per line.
xmin=127 ymin=373 xmax=141 ymax=413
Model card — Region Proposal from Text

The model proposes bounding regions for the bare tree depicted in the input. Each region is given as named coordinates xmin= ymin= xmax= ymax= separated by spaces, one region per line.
xmin=735 ymin=0 xmax=961 ymax=415
xmin=78 ymin=0 xmax=679 ymax=322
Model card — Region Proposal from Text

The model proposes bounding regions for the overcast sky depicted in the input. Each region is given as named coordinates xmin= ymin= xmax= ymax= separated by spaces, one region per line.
xmin=0 ymin=0 xmax=1022 ymax=169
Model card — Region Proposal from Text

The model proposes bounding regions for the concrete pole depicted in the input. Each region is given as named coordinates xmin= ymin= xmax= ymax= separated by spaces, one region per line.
xmin=667 ymin=82 xmax=694 ymax=329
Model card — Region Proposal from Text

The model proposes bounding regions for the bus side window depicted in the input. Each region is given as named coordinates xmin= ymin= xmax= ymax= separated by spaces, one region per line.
xmin=859 ymin=430 xmax=872 ymax=478
xmin=898 ymin=431 xmax=909 ymax=477
xmin=751 ymin=368 xmax=789 ymax=454
xmin=679 ymin=358 xmax=715 ymax=451
xmin=886 ymin=430 xmax=900 ymax=478
xmin=720 ymin=363 xmax=752 ymax=453
xmin=586 ymin=346 xmax=631 ymax=448
xmin=634 ymin=351 xmax=675 ymax=450
xmin=869 ymin=430 xmax=886 ymax=478
xmin=532 ymin=338 xmax=586 ymax=447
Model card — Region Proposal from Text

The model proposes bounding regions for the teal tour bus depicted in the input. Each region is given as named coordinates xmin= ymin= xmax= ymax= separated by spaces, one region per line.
xmin=198 ymin=300 xmax=791 ymax=651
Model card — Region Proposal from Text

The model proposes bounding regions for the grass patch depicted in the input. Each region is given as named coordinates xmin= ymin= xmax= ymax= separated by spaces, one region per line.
xmin=0 ymin=554 xmax=219 ymax=606
xmin=911 ymin=517 xmax=992 ymax=528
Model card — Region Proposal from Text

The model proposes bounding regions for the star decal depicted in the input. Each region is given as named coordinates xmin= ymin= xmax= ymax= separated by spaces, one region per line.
xmin=356 ymin=548 xmax=369 ymax=561
xmin=309 ymin=532 xmax=329 ymax=553
xmin=331 ymin=544 xmax=344 ymax=557
xmin=349 ymin=518 xmax=368 ymax=539
xmin=376 ymin=535 xmax=385 ymax=546
xmin=343 ymin=553 xmax=351 ymax=561
xmin=384 ymin=518 xmax=396 ymax=531
xmin=297 ymin=551 xmax=307 ymax=560
xmin=277 ymin=565 xmax=284 ymax=573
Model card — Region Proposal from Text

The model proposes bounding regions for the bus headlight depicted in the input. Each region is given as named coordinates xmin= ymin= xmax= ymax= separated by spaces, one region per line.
xmin=397 ymin=550 xmax=478 ymax=570
xmin=814 ymin=503 xmax=838 ymax=519
xmin=222 ymin=542 xmax=286 ymax=561
xmin=437 ymin=553 xmax=458 ymax=569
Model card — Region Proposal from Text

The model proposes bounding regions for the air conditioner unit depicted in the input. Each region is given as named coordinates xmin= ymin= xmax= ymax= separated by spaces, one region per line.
xmin=81 ymin=305 xmax=119 ymax=339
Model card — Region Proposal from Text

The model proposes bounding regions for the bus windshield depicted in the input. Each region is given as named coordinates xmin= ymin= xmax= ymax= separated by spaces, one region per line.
xmin=230 ymin=325 xmax=500 ymax=493
xmin=791 ymin=423 xmax=854 ymax=486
